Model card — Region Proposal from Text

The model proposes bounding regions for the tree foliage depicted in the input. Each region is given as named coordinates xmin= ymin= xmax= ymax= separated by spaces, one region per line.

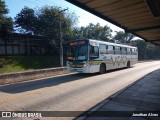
xmin=131 ymin=40 xmax=160 ymax=60
xmin=70 ymin=23 xmax=113 ymax=42
xmin=15 ymin=6 xmax=77 ymax=38
xmin=14 ymin=7 xmax=37 ymax=34
xmin=113 ymin=31 xmax=135 ymax=43
xmin=15 ymin=6 xmax=78 ymax=54
xmin=0 ymin=0 xmax=13 ymax=34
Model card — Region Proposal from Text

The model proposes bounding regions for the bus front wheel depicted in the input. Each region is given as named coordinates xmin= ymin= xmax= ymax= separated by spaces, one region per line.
xmin=100 ymin=64 xmax=106 ymax=74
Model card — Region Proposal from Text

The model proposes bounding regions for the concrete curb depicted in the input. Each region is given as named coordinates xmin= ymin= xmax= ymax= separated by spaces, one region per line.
xmin=0 ymin=67 xmax=70 ymax=85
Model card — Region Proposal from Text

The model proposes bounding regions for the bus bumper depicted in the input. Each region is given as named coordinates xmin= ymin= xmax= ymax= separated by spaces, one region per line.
xmin=67 ymin=66 xmax=91 ymax=73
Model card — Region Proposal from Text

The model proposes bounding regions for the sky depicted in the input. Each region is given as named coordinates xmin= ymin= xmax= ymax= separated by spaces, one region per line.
xmin=4 ymin=0 xmax=123 ymax=34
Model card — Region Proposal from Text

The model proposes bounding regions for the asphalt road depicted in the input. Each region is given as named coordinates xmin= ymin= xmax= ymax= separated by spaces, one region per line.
xmin=0 ymin=61 xmax=160 ymax=120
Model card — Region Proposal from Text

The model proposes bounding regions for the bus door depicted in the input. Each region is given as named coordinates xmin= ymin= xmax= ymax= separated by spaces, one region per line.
xmin=107 ymin=45 xmax=115 ymax=70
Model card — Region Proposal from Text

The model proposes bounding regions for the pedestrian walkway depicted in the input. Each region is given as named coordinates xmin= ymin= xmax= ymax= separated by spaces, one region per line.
xmin=78 ymin=69 xmax=160 ymax=120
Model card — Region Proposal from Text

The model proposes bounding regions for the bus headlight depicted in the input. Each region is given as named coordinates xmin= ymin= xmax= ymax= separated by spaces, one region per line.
xmin=84 ymin=62 xmax=89 ymax=67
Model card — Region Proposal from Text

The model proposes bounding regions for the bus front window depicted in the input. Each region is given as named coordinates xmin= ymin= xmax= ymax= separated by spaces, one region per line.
xmin=75 ymin=45 xmax=88 ymax=60
xmin=67 ymin=41 xmax=88 ymax=61
xmin=67 ymin=46 xmax=75 ymax=61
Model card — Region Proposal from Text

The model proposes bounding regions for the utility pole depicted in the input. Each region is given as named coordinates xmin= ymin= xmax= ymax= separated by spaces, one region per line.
xmin=144 ymin=42 xmax=147 ymax=60
xmin=59 ymin=8 xmax=68 ymax=67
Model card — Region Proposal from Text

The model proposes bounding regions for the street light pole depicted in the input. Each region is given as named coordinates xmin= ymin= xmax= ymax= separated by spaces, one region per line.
xmin=59 ymin=8 xmax=68 ymax=67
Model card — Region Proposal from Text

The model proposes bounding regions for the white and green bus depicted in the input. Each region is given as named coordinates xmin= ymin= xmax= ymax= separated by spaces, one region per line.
xmin=66 ymin=39 xmax=138 ymax=73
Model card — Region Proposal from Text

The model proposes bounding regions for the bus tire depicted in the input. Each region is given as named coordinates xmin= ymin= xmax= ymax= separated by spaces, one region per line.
xmin=127 ymin=61 xmax=130 ymax=68
xmin=100 ymin=63 xmax=106 ymax=74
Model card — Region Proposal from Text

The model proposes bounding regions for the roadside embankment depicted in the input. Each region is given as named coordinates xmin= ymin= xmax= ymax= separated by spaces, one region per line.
xmin=0 ymin=67 xmax=69 ymax=85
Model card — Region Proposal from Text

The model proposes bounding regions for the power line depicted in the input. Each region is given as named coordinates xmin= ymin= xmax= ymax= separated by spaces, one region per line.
xmin=23 ymin=0 xmax=44 ymax=6
xmin=21 ymin=0 xmax=115 ymax=30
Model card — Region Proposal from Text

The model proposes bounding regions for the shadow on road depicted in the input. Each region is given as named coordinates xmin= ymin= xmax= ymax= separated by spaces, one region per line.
xmin=0 ymin=73 xmax=95 ymax=93
xmin=0 ymin=67 xmax=132 ymax=94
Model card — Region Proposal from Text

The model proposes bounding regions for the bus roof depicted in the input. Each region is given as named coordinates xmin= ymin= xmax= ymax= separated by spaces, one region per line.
xmin=67 ymin=39 xmax=137 ymax=49
xmin=88 ymin=39 xmax=137 ymax=49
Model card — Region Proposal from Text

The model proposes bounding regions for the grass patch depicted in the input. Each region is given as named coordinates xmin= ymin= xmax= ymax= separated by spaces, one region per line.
xmin=0 ymin=56 xmax=65 ymax=74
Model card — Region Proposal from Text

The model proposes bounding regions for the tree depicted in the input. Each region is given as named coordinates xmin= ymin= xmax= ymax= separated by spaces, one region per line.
xmin=113 ymin=31 xmax=135 ymax=44
xmin=71 ymin=23 xmax=112 ymax=41
xmin=14 ymin=7 xmax=37 ymax=34
xmin=131 ymin=39 xmax=146 ymax=60
xmin=15 ymin=6 xmax=78 ymax=56
xmin=131 ymin=40 xmax=160 ymax=60
xmin=15 ymin=6 xmax=77 ymax=38
xmin=0 ymin=0 xmax=13 ymax=35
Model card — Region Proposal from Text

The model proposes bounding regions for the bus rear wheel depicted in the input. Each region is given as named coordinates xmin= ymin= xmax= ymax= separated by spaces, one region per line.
xmin=127 ymin=61 xmax=130 ymax=68
xmin=100 ymin=64 xmax=106 ymax=74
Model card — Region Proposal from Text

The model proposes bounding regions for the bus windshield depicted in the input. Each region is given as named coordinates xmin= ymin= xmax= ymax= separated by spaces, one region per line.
xmin=67 ymin=41 xmax=88 ymax=61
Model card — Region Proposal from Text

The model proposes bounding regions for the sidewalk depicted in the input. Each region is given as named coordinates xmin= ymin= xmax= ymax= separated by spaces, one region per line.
xmin=78 ymin=69 xmax=160 ymax=120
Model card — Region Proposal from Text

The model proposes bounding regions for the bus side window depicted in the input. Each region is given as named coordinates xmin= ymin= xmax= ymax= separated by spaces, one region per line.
xmin=108 ymin=45 xmax=114 ymax=54
xmin=89 ymin=45 xmax=99 ymax=57
xmin=122 ymin=47 xmax=127 ymax=55
xmin=131 ymin=48 xmax=134 ymax=55
xmin=127 ymin=48 xmax=131 ymax=55
xmin=115 ymin=46 xmax=121 ymax=55
xmin=94 ymin=46 xmax=99 ymax=56
xmin=135 ymin=49 xmax=138 ymax=55
xmin=132 ymin=48 xmax=137 ymax=55
xmin=100 ymin=44 xmax=107 ymax=54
